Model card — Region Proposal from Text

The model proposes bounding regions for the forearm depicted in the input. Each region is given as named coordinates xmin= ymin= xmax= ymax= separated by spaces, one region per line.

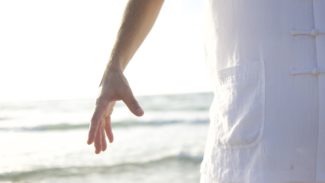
xmin=107 ymin=0 xmax=164 ymax=71
xmin=90 ymin=0 xmax=163 ymax=153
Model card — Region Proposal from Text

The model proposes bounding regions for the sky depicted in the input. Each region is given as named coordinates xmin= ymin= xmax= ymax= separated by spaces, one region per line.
xmin=0 ymin=0 xmax=212 ymax=101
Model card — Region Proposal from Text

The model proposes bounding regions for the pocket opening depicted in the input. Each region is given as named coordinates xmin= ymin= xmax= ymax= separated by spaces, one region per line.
xmin=212 ymin=60 xmax=265 ymax=148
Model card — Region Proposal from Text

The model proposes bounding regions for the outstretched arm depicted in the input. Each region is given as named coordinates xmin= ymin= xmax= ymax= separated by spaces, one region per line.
xmin=87 ymin=0 xmax=165 ymax=154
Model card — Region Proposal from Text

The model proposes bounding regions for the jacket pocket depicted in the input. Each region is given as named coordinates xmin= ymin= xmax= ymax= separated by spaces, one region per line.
xmin=212 ymin=60 xmax=265 ymax=148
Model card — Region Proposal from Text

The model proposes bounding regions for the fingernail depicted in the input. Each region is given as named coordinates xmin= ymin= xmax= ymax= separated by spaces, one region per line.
xmin=87 ymin=139 xmax=92 ymax=145
xmin=136 ymin=108 xmax=144 ymax=115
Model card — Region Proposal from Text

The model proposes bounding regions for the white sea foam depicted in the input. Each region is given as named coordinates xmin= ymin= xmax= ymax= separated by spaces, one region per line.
xmin=0 ymin=92 xmax=212 ymax=183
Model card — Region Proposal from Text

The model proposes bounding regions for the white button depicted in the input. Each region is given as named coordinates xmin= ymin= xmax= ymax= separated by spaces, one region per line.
xmin=312 ymin=68 xmax=319 ymax=75
xmin=290 ymin=67 xmax=325 ymax=76
xmin=310 ymin=29 xmax=319 ymax=37
xmin=291 ymin=29 xmax=325 ymax=37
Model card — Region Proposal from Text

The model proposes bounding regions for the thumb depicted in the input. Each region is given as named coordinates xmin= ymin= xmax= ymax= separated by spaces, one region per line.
xmin=122 ymin=89 xmax=144 ymax=116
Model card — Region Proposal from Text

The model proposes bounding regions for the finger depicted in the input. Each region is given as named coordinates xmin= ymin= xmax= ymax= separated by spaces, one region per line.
xmin=106 ymin=101 xmax=116 ymax=115
xmin=104 ymin=115 xmax=114 ymax=143
xmin=94 ymin=125 xmax=102 ymax=154
xmin=122 ymin=89 xmax=144 ymax=116
xmin=101 ymin=127 xmax=107 ymax=151
xmin=87 ymin=99 xmax=109 ymax=145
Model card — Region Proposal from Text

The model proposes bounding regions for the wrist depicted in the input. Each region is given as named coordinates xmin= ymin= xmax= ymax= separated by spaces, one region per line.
xmin=107 ymin=62 xmax=123 ymax=73
xmin=100 ymin=58 xmax=125 ymax=87
xmin=107 ymin=55 xmax=127 ymax=72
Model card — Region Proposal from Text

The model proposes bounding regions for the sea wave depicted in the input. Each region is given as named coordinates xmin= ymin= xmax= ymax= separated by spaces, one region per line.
xmin=0 ymin=119 xmax=208 ymax=132
xmin=0 ymin=152 xmax=203 ymax=181
xmin=0 ymin=117 xmax=11 ymax=121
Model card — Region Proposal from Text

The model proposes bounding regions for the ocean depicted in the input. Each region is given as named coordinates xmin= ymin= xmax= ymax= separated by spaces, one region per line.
xmin=0 ymin=92 xmax=213 ymax=183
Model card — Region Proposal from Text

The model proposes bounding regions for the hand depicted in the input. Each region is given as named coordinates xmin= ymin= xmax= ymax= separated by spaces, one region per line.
xmin=87 ymin=68 xmax=144 ymax=154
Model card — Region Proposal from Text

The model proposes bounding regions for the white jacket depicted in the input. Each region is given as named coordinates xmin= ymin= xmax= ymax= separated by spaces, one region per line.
xmin=200 ymin=0 xmax=325 ymax=182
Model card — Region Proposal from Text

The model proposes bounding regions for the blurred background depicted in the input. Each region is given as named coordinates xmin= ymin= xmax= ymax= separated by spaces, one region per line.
xmin=0 ymin=0 xmax=213 ymax=182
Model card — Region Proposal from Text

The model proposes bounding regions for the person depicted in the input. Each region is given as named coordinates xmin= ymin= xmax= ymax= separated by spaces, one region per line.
xmin=87 ymin=0 xmax=325 ymax=182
